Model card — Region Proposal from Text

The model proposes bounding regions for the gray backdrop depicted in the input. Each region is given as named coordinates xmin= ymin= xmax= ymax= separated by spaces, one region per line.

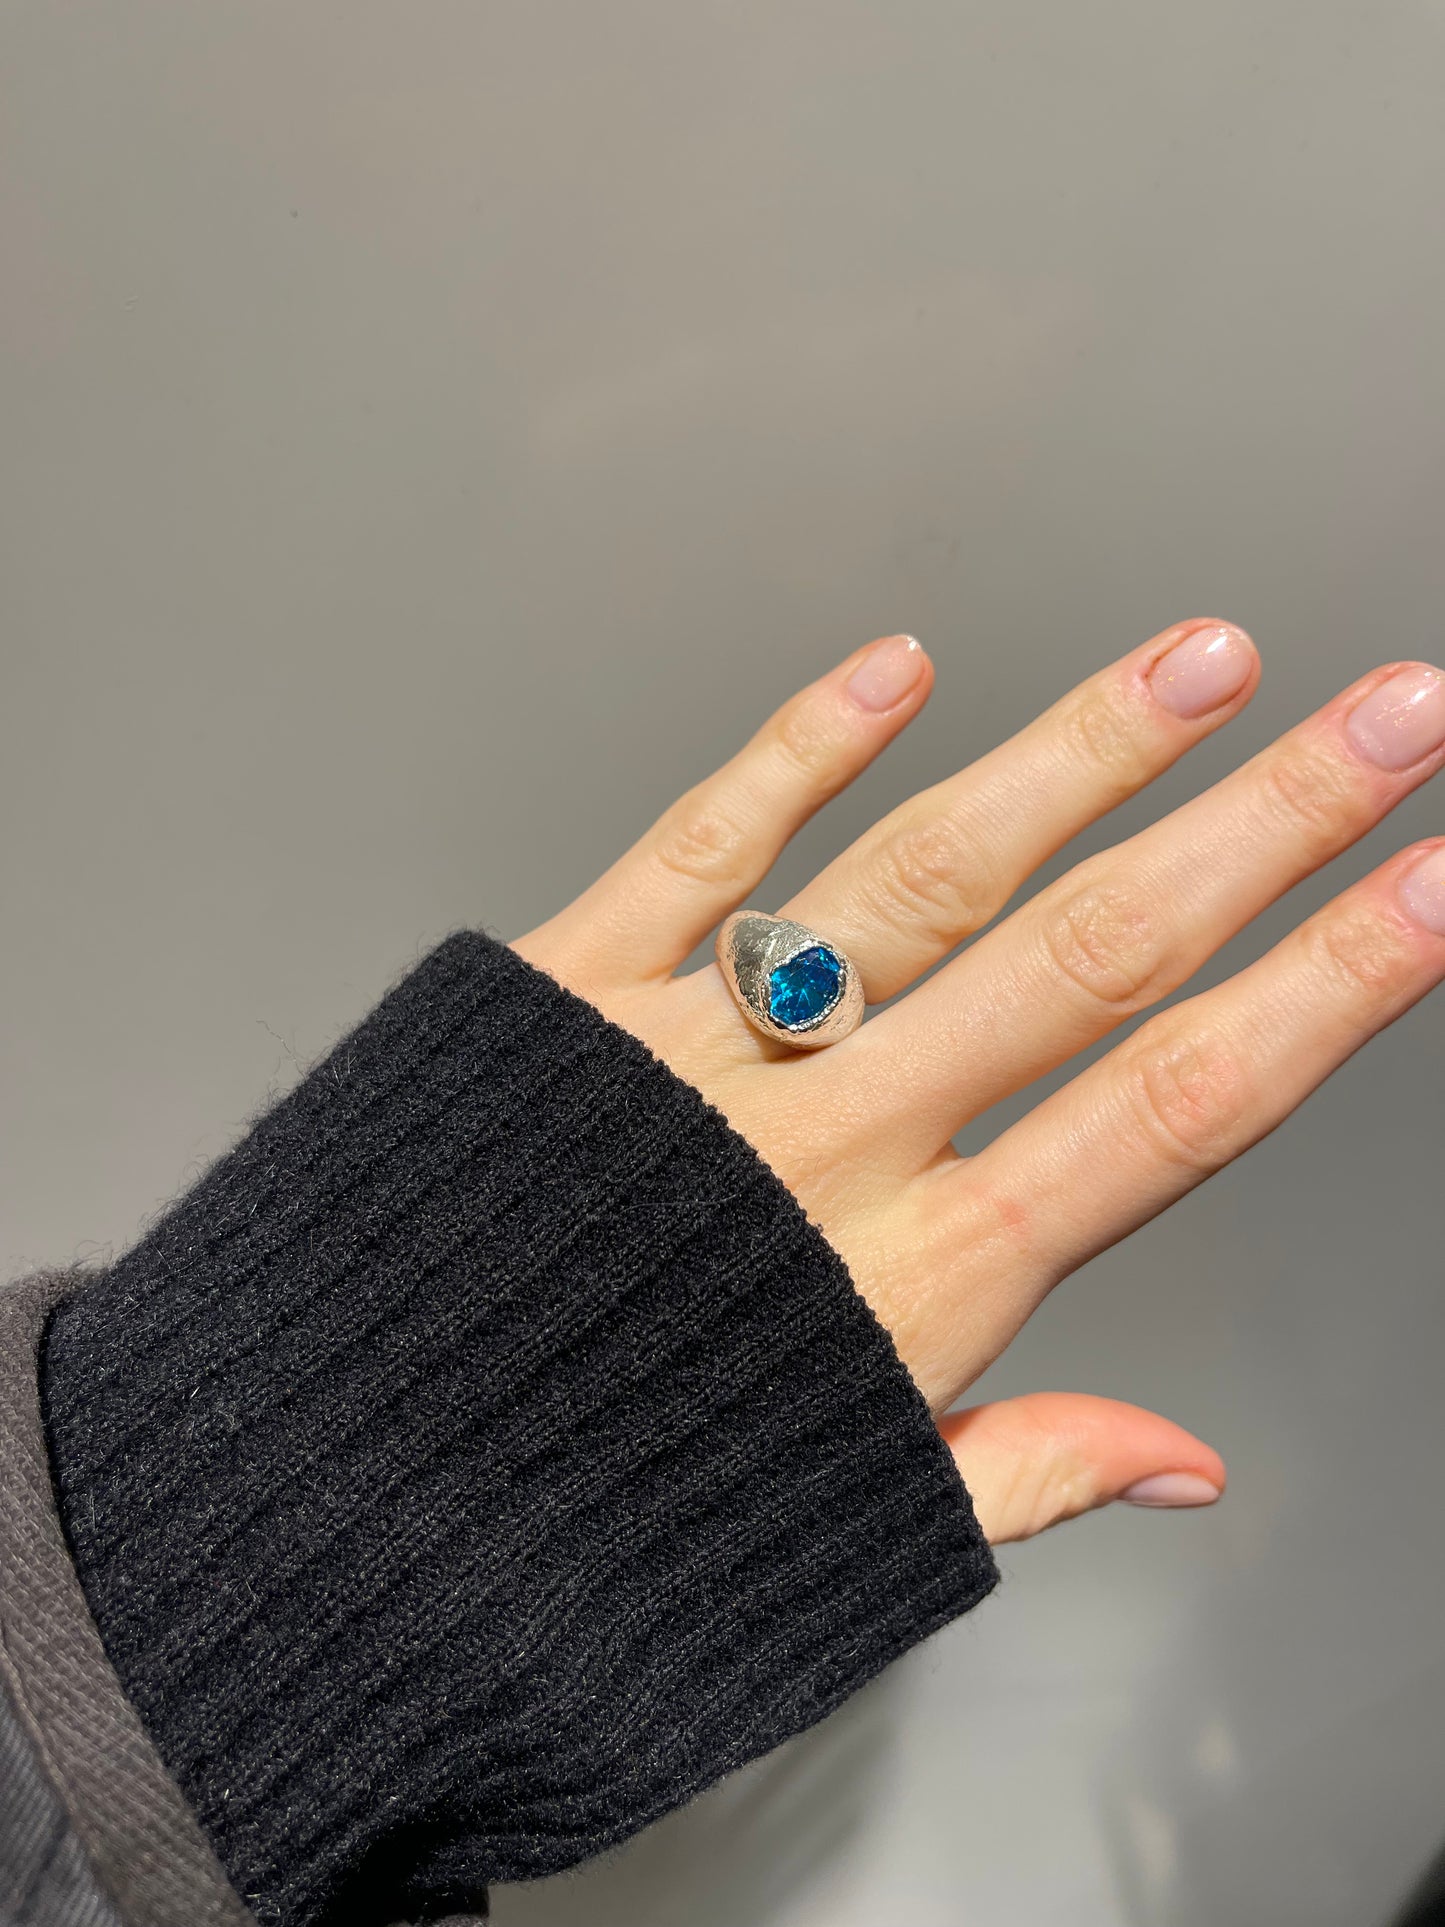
xmin=3 ymin=6 xmax=1442 ymax=1924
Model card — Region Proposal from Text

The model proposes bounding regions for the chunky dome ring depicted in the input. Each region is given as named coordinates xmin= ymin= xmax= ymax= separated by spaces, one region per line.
xmin=714 ymin=911 xmax=866 ymax=1051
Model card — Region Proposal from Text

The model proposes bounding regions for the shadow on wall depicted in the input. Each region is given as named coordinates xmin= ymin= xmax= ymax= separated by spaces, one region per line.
xmin=491 ymin=1680 xmax=897 ymax=1926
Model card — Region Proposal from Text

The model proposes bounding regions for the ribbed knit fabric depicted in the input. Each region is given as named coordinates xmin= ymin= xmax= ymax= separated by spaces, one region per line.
xmin=39 ymin=931 xmax=998 ymax=1927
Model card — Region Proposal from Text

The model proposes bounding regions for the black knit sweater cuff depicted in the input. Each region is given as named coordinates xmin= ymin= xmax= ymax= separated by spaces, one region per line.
xmin=40 ymin=931 xmax=998 ymax=1927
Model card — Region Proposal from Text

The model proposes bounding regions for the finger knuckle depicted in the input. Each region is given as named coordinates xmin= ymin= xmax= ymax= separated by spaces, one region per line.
xmin=1121 ymin=1023 xmax=1252 ymax=1171
xmin=1302 ymin=902 xmax=1413 ymax=1014
xmin=652 ymin=791 xmax=753 ymax=890
xmin=1063 ymin=683 xmax=1153 ymax=801
xmin=770 ymin=696 xmax=841 ymax=787
xmin=946 ymin=1175 xmax=1039 ymax=1266
xmin=970 ymin=1400 xmax=1099 ymax=1542
xmin=997 ymin=1450 xmax=1090 ymax=1543
xmin=1040 ymin=873 xmax=1171 ymax=1012
xmin=1259 ymin=740 xmax=1365 ymax=858
xmin=871 ymin=815 xmax=999 ymax=943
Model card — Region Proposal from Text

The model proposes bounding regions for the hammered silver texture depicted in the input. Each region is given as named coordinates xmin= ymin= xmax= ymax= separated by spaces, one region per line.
xmin=714 ymin=912 xmax=865 ymax=1050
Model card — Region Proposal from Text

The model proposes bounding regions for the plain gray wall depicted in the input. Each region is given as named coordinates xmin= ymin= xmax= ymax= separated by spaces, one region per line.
xmin=3 ymin=6 xmax=1443 ymax=1924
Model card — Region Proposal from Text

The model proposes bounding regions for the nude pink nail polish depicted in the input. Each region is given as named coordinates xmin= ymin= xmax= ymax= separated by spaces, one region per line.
xmin=1399 ymin=846 xmax=1445 ymax=936
xmin=1120 ymin=1472 xmax=1221 ymax=1508
xmin=1148 ymin=623 xmax=1255 ymax=719
xmin=1344 ymin=665 xmax=1445 ymax=770
xmin=845 ymin=635 xmax=925 ymax=713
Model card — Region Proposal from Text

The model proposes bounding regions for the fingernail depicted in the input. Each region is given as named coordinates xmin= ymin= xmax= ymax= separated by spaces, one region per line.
xmin=1345 ymin=664 xmax=1445 ymax=771
xmin=1399 ymin=845 xmax=1445 ymax=936
xmin=1120 ymin=1472 xmax=1222 ymax=1508
xmin=1148 ymin=623 xmax=1255 ymax=719
xmin=846 ymin=635 xmax=926 ymax=713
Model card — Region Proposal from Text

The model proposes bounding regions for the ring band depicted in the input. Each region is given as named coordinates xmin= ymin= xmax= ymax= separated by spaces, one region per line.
xmin=715 ymin=911 xmax=865 ymax=1050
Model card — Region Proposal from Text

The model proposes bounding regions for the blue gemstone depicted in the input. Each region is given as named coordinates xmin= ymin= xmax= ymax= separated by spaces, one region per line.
xmin=767 ymin=945 xmax=844 ymax=1029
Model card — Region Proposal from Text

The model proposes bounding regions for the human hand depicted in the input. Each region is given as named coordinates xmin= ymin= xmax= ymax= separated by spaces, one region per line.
xmin=514 ymin=624 xmax=1445 ymax=1544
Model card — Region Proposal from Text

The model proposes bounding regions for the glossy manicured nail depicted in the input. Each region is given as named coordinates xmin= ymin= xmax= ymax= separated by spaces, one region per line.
xmin=1148 ymin=622 xmax=1255 ymax=719
xmin=1345 ymin=665 xmax=1445 ymax=771
xmin=1399 ymin=846 xmax=1445 ymax=936
xmin=1120 ymin=1472 xmax=1222 ymax=1508
xmin=846 ymin=635 xmax=925 ymax=713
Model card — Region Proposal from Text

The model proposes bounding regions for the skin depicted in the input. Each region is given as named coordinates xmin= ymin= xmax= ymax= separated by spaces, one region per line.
xmin=513 ymin=622 xmax=1445 ymax=1545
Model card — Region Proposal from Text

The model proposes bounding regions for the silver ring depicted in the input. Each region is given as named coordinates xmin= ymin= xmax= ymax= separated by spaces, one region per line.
xmin=715 ymin=911 xmax=865 ymax=1050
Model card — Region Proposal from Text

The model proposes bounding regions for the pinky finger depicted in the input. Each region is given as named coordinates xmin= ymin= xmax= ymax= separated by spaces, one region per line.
xmin=945 ymin=838 xmax=1445 ymax=1377
xmin=942 ymin=1392 xmax=1225 ymax=1544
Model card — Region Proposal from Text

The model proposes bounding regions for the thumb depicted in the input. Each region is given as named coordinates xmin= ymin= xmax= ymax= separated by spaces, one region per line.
xmin=940 ymin=1391 xmax=1226 ymax=1545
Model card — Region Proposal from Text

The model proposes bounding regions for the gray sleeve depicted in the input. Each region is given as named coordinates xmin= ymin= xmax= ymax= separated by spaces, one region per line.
xmin=0 ymin=1667 xmax=489 ymax=1927
xmin=0 ymin=1676 xmax=123 ymax=1927
xmin=0 ymin=1273 xmax=254 ymax=1927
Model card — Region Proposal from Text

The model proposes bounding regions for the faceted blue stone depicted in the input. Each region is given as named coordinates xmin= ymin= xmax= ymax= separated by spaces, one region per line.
xmin=767 ymin=945 xmax=844 ymax=1029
